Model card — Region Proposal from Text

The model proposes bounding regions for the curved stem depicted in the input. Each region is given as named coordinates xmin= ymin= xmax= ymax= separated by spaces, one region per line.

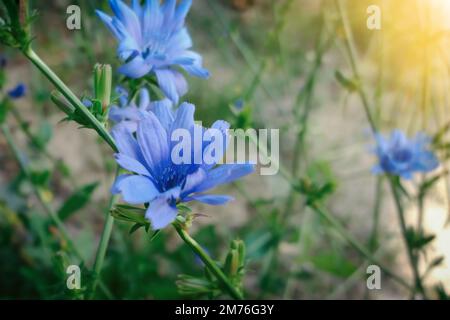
xmin=174 ymin=224 xmax=244 ymax=300
xmin=22 ymin=47 xmax=117 ymax=152
xmin=89 ymin=167 xmax=120 ymax=299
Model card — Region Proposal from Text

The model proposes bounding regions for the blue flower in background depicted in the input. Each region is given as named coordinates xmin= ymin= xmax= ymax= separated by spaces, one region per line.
xmin=7 ymin=83 xmax=26 ymax=99
xmin=109 ymin=86 xmax=173 ymax=132
xmin=111 ymin=102 xmax=254 ymax=229
xmin=372 ymin=129 xmax=439 ymax=179
xmin=97 ymin=0 xmax=209 ymax=104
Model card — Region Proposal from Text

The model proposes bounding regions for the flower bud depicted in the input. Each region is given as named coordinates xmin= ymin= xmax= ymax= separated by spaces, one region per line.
xmin=94 ymin=64 xmax=112 ymax=112
xmin=224 ymin=248 xmax=239 ymax=278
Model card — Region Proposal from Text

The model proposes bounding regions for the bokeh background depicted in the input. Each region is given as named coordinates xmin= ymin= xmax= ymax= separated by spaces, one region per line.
xmin=1 ymin=0 xmax=450 ymax=299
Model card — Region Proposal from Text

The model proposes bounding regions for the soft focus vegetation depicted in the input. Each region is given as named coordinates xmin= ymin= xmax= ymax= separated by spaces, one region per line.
xmin=1 ymin=0 xmax=450 ymax=299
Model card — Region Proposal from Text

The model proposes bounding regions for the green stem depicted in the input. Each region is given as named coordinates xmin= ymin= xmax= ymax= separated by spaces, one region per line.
xmin=174 ymin=224 xmax=243 ymax=300
xmin=310 ymin=201 xmax=412 ymax=291
xmin=89 ymin=167 xmax=120 ymax=299
xmin=389 ymin=179 xmax=428 ymax=299
xmin=369 ymin=176 xmax=383 ymax=252
xmin=22 ymin=47 xmax=117 ymax=152
xmin=335 ymin=0 xmax=377 ymax=132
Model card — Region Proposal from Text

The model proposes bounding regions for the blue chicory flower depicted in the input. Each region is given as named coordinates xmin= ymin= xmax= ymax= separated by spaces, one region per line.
xmin=111 ymin=102 xmax=254 ymax=230
xmin=7 ymin=83 xmax=26 ymax=99
xmin=372 ymin=129 xmax=439 ymax=179
xmin=96 ymin=0 xmax=209 ymax=104
xmin=109 ymin=86 xmax=173 ymax=132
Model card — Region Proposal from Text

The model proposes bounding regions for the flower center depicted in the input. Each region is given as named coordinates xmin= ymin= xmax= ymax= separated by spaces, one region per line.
xmin=393 ymin=148 xmax=413 ymax=163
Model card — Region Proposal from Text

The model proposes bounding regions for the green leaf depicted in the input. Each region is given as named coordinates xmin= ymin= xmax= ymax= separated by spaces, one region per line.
xmin=429 ymin=256 xmax=445 ymax=269
xmin=149 ymin=229 xmax=161 ymax=242
xmin=176 ymin=203 xmax=192 ymax=213
xmin=129 ymin=222 xmax=145 ymax=235
xmin=435 ymin=284 xmax=450 ymax=300
xmin=111 ymin=204 xmax=148 ymax=225
xmin=405 ymin=228 xmax=436 ymax=250
xmin=335 ymin=70 xmax=359 ymax=92
xmin=29 ymin=169 xmax=51 ymax=187
xmin=57 ymin=183 xmax=98 ymax=220
xmin=419 ymin=173 xmax=445 ymax=199
xmin=310 ymin=250 xmax=357 ymax=278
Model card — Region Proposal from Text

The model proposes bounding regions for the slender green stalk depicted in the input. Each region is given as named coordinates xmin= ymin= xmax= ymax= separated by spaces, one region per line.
xmin=89 ymin=168 xmax=120 ymax=299
xmin=335 ymin=0 xmax=377 ymax=132
xmin=1 ymin=123 xmax=84 ymax=259
xmin=282 ymin=21 xmax=333 ymax=220
xmin=174 ymin=224 xmax=243 ymax=300
xmin=389 ymin=179 xmax=428 ymax=299
xmin=369 ymin=176 xmax=383 ymax=251
xmin=335 ymin=0 xmax=427 ymax=297
xmin=310 ymin=201 xmax=412 ymax=291
xmin=22 ymin=47 xmax=117 ymax=152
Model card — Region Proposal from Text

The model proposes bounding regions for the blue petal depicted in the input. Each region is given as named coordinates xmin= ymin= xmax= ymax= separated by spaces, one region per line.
xmin=112 ymin=175 xmax=159 ymax=204
xmin=415 ymin=151 xmax=439 ymax=172
xmin=185 ymin=194 xmax=234 ymax=205
xmin=162 ymin=0 xmax=176 ymax=23
xmin=202 ymin=120 xmax=230 ymax=170
xmin=114 ymin=153 xmax=151 ymax=176
xmin=138 ymin=88 xmax=150 ymax=110
xmin=155 ymin=69 xmax=179 ymax=103
xmin=171 ymin=102 xmax=195 ymax=131
xmin=172 ymin=71 xmax=189 ymax=98
xmin=111 ymin=123 xmax=144 ymax=162
xmin=177 ymin=51 xmax=210 ymax=78
xmin=109 ymin=0 xmax=142 ymax=44
xmin=174 ymin=0 xmax=192 ymax=28
xmin=181 ymin=168 xmax=206 ymax=196
xmin=137 ymin=112 xmax=170 ymax=173
xmin=142 ymin=0 xmax=162 ymax=36
xmin=194 ymin=164 xmax=255 ymax=193
xmin=145 ymin=187 xmax=180 ymax=230
xmin=8 ymin=83 xmax=26 ymax=99
xmin=109 ymin=105 xmax=142 ymax=122
xmin=110 ymin=174 xmax=131 ymax=194
xmin=151 ymin=99 xmax=174 ymax=132
xmin=167 ymin=28 xmax=193 ymax=53
xmin=118 ymin=56 xmax=152 ymax=78
xmin=96 ymin=10 xmax=122 ymax=39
